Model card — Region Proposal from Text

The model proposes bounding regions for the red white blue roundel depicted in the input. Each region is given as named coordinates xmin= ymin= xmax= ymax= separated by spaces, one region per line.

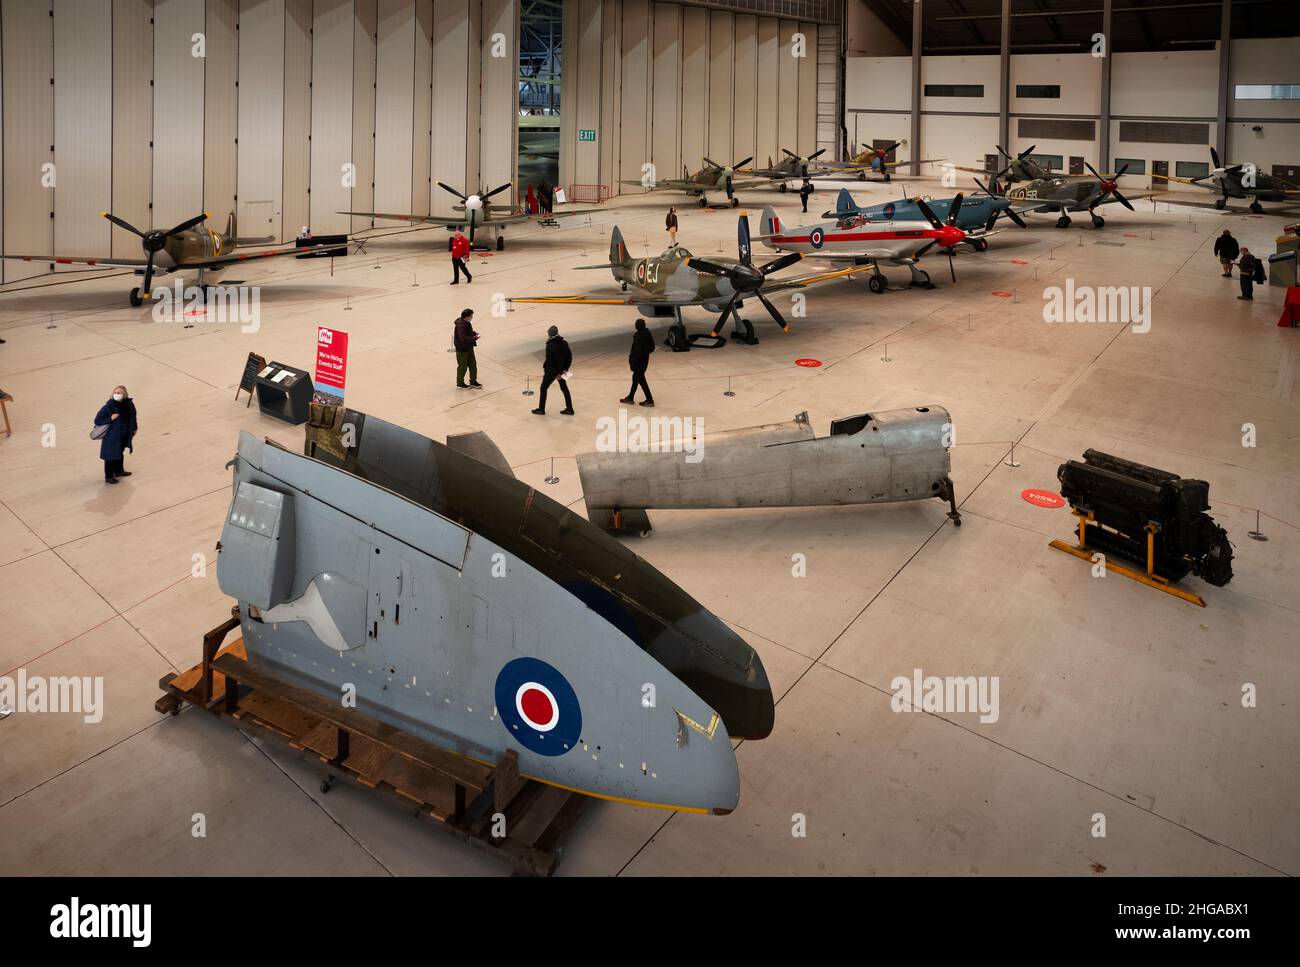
xmin=809 ymin=226 xmax=825 ymax=249
xmin=882 ymin=201 xmax=896 ymax=219
xmin=495 ymin=657 xmax=582 ymax=756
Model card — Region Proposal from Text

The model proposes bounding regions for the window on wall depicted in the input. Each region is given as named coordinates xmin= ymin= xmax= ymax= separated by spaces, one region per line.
xmin=1176 ymin=161 xmax=1211 ymax=179
xmin=1016 ymin=85 xmax=1061 ymax=98
xmin=1235 ymin=84 xmax=1300 ymax=100
xmin=1114 ymin=158 xmax=1146 ymax=175
xmin=1026 ymin=154 xmax=1064 ymax=173
xmin=924 ymin=84 xmax=984 ymax=97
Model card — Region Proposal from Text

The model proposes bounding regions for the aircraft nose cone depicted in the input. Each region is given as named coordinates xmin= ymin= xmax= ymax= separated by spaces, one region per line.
xmin=940 ymin=225 xmax=966 ymax=247
xmin=465 ymin=195 xmax=483 ymax=211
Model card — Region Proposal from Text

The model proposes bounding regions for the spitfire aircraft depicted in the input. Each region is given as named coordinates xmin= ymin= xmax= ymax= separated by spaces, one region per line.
xmin=621 ymin=157 xmax=768 ymax=208
xmin=998 ymin=161 xmax=1154 ymax=228
xmin=746 ymin=148 xmax=863 ymax=191
xmin=1153 ymin=146 xmax=1300 ymax=213
xmin=759 ymin=195 xmax=969 ymax=292
xmin=820 ymin=141 xmax=941 ymax=183
xmin=509 ymin=217 xmax=869 ymax=347
xmin=1 ymin=211 xmax=349 ymax=306
xmin=340 ymin=180 xmax=601 ymax=251
xmin=825 ymin=180 xmax=1027 ymax=251
xmin=956 ymin=146 xmax=1153 ymax=227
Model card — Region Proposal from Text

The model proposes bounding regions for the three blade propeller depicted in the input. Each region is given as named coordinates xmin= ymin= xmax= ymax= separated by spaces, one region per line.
xmin=102 ymin=211 xmax=210 ymax=297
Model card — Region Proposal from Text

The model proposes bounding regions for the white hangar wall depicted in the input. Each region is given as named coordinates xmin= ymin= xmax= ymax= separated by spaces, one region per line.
xmin=847 ymin=37 xmax=1300 ymax=197
xmin=559 ymin=0 xmax=825 ymax=199
xmin=0 ymin=0 xmax=518 ymax=282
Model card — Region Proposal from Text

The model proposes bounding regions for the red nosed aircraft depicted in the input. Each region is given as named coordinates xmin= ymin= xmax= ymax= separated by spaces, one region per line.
xmin=759 ymin=194 xmax=969 ymax=293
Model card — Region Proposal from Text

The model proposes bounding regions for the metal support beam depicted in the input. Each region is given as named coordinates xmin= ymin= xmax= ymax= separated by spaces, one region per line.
xmin=912 ymin=0 xmax=922 ymax=167
xmin=1216 ymin=0 xmax=1231 ymax=161
xmin=999 ymin=0 xmax=1010 ymax=150
xmin=1099 ymin=0 xmax=1113 ymax=169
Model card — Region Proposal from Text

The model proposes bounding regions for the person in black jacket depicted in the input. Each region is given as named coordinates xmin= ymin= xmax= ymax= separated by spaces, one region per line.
xmin=799 ymin=180 xmax=813 ymax=214
xmin=620 ymin=319 xmax=655 ymax=406
xmin=453 ymin=308 xmax=482 ymax=388
xmin=1237 ymin=247 xmax=1262 ymax=301
xmin=1213 ymin=230 xmax=1240 ymax=278
xmin=93 ymin=385 xmax=138 ymax=484
xmin=532 ymin=325 xmax=574 ymax=415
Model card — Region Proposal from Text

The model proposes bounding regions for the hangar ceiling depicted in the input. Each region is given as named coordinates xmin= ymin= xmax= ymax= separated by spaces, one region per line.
xmin=863 ymin=0 xmax=1300 ymax=54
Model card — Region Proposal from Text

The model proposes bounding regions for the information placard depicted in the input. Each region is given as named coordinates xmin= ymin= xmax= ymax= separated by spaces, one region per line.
xmin=313 ymin=327 xmax=348 ymax=406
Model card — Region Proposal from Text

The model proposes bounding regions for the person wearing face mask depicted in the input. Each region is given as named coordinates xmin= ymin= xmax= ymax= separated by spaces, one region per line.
xmin=94 ymin=385 xmax=138 ymax=484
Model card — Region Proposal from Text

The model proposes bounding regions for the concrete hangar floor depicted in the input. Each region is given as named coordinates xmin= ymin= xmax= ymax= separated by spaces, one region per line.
xmin=0 ymin=177 xmax=1295 ymax=876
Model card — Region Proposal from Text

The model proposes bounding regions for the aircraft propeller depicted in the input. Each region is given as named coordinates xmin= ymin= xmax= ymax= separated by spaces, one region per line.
xmin=437 ymin=181 xmax=511 ymax=242
xmin=686 ymin=215 xmax=803 ymax=336
xmin=782 ymin=147 xmax=827 ymax=176
xmin=913 ymin=195 xmax=966 ymax=283
xmin=973 ymin=176 xmax=1027 ymax=228
xmin=101 ymin=210 xmax=210 ymax=298
xmin=1083 ymin=161 xmax=1134 ymax=211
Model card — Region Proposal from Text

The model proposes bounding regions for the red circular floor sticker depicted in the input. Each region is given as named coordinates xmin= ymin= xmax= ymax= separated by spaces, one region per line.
xmin=1123 ymin=232 xmax=1137 ymax=237
xmin=992 ymin=291 xmax=1012 ymax=297
xmin=795 ymin=358 xmax=822 ymax=367
xmin=1009 ymin=259 xmax=1028 ymax=265
xmin=1021 ymin=488 xmax=1065 ymax=508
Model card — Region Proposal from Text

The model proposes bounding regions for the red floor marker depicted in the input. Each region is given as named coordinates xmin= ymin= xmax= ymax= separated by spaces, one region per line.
xmin=1009 ymin=259 xmax=1028 ymax=265
xmin=1021 ymin=488 xmax=1065 ymax=509
xmin=795 ymin=358 xmax=822 ymax=368
xmin=1123 ymin=232 xmax=1138 ymax=237
xmin=992 ymin=291 xmax=1012 ymax=297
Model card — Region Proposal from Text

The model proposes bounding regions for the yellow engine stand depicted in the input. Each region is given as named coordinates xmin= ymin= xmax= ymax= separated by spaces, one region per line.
xmin=1048 ymin=510 xmax=1207 ymax=608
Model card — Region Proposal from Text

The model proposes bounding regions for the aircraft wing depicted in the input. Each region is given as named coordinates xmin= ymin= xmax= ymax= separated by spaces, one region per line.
xmin=339 ymin=210 xmax=480 ymax=226
xmin=1151 ymin=174 xmax=1206 ymax=188
xmin=761 ymin=263 xmax=876 ymax=291
xmin=183 ymin=242 xmax=350 ymax=270
xmin=1 ymin=253 xmax=148 ymax=269
xmin=794 ymin=250 xmax=909 ymax=263
xmin=508 ymin=292 xmax=720 ymax=308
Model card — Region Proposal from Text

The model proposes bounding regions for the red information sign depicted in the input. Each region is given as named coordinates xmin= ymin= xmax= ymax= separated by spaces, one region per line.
xmin=314 ymin=326 xmax=349 ymax=404
xmin=1021 ymin=488 xmax=1065 ymax=509
xmin=795 ymin=358 xmax=822 ymax=367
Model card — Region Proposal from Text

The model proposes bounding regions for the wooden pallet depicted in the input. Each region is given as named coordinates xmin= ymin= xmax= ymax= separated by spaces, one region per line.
xmin=156 ymin=613 xmax=587 ymax=875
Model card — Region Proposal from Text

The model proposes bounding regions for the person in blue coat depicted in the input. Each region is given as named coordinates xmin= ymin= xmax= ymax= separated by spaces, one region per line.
xmin=94 ymin=385 xmax=138 ymax=484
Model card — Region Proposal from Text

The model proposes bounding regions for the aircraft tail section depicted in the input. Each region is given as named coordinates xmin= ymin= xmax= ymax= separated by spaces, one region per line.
xmin=757 ymin=207 xmax=781 ymax=248
xmin=836 ymin=188 xmax=858 ymax=219
xmin=227 ymin=209 xmax=276 ymax=246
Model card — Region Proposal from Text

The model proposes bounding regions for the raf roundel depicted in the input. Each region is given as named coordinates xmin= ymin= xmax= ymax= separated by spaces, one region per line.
xmin=809 ymin=226 xmax=825 ymax=249
xmin=495 ymin=657 xmax=582 ymax=756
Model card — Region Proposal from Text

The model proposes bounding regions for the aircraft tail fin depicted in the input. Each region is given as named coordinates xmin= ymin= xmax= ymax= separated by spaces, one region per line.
xmin=226 ymin=209 xmax=276 ymax=245
xmin=757 ymin=207 xmax=781 ymax=248
xmin=610 ymin=225 xmax=632 ymax=267
xmin=836 ymin=188 xmax=858 ymax=218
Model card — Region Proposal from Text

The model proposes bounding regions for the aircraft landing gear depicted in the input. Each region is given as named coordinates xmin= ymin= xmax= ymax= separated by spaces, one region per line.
xmin=1215 ymin=197 xmax=1227 ymax=210
xmin=730 ymin=309 xmax=758 ymax=345
xmin=447 ymin=236 xmax=455 ymax=251
xmin=665 ymin=307 xmax=690 ymax=352
xmin=697 ymin=196 xmax=708 ymax=208
xmin=730 ymin=196 xmax=739 ymax=208
xmin=1091 ymin=212 xmax=1105 ymax=229
xmin=1055 ymin=214 xmax=1072 ymax=229
xmin=857 ymin=171 xmax=867 ymax=181
xmin=908 ymin=267 xmax=934 ymax=290
xmin=1250 ymin=201 xmax=1264 ymax=214
xmin=868 ymin=272 xmax=887 ymax=294
xmin=778 ymin=183 xmax=788 ymax=193
xmin=972 ymin=238 xmax=989 ymax=252
xmin=129 ymin=287 xmax=144 ymax=307
xmin=496 ymin=235 xmax=505 ymax=251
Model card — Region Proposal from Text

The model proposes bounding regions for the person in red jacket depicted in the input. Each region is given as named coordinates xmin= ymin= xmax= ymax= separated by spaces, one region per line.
xmin=451 ymin=230 xmax=472 ymax=284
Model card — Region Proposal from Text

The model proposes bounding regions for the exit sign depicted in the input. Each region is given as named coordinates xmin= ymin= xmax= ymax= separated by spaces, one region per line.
xmin=578 ymin=129 xmax=597 ymax=142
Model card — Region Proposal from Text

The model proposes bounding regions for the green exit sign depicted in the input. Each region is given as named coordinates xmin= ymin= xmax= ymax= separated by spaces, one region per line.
xmin=578 ymin=129 xmax=597 ymax=142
